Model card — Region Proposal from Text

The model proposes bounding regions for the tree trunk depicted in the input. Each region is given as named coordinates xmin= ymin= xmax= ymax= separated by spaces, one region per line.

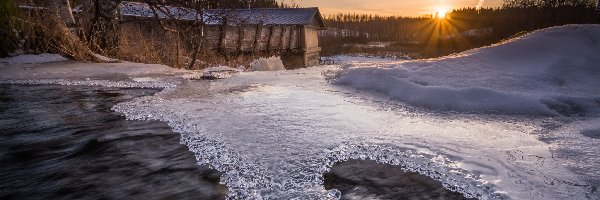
xmin=82 ymin=0 xmax=121 ymax=56
xmin=55 ymin=0 xmax=76 ymax=27
xmin=80 ymin=0 xmax=98 ymax=41
xmin=188 ymin=42 xmax=201 ymax=70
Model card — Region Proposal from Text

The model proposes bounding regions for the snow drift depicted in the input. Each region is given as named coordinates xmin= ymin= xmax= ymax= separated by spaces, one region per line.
xmin=333 ymin=25 xmax=600 ymax=116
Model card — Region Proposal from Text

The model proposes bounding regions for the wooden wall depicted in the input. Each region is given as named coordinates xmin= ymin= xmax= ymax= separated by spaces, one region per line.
xmin=302 ymin=27 xmax=320 ymax=50
xmin=118 ymin=18 xmax=321 ymax=68
xmin=120 ymin=18 xmax=304 ymax=54
xmin=203 ymin=24 xmax=302 ymax=53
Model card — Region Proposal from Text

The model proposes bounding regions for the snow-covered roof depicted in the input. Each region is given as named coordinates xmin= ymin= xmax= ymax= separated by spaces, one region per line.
xmin=209 ymin=7 xmax=325 ymax=28
xmin=119 ymin=1 xmax=202 ymax=21
xmin=119 ymin=1 xmax=325 ymax=29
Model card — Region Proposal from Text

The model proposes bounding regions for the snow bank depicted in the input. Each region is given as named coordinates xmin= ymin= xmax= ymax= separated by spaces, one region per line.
xmin=333 ymin=25 xmax=600 ymax=116
xmin=250 ymin=56 xmax=286 ymax=71
xmin=0 ymin=54 xmax=68 ymax=64
xmin=0 ymin=60 xmax=188 ymax=82
xmin=327 ymin=55 xmax=408 ymax=63
xmin=335 ymin=68 xmax=554 ymax=115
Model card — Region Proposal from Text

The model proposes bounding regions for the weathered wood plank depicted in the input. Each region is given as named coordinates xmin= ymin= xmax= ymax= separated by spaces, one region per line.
xmin=280 ymin=26 xmax=286 ymax=50
xmin=237 ymin=26 xmax=244 ymax=52
xmin=219 ymin=19 xmax=228 ymax=52
xmin=254 ymin=23 xmax=263 ymax=53
xmin=288 ymin=26 xmax=294 ymax=50
xmin=267 ymin=26 xmax=275 ymax=52
xmin=241 ymin=26 xmax=256 ymax=52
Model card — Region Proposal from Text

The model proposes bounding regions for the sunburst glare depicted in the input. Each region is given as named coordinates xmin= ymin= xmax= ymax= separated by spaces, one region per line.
xmin=435 ymin=7 xmax=449 ymax=19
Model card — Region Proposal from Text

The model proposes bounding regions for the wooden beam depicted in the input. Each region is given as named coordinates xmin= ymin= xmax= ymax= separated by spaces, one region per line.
xmin=299 ymin=26 xmax=307 ymax=50
xmin=280 ymin=26 xmax=286 ymax=50
xmin=237 ymin=26 xmax=244 ymax=52
xmin=288 ymin=26 xmax=294 ymax=50
xmin=253 ymin=23 xmax=263 ymax=53
xmin=267 ymin=26 xmax=275 ymax=53
xmin=219 ymin=18 xmax=228 ymax=52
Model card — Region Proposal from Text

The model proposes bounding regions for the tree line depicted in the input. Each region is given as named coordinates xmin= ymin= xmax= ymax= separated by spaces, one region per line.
xmin=320 ymin=0 xmax=599 ymax=58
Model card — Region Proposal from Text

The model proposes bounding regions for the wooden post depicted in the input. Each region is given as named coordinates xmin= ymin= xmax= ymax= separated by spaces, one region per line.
xmin=267 ymin=26 xmax=275 ymax=53
xmin=253 ymin=22 xmax=263 ymax=53
xmin=299 ymin=26 xmax=307 ymax=50
xmin=237 ymin=26 xmax=244 ymax=52
xmin=176 ymin=31 xmax=180 ymax=67
xmin=280 ymin=26 xmax=286 ymax=50
xmin=219 ymin=18 xmax=228 ymax=52
xmin=288 ymin=26 xmax=294 ymax=50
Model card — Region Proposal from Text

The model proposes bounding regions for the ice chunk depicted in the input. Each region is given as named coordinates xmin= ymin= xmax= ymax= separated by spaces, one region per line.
xmin=250 ymin=56 xmax=286 ymax=71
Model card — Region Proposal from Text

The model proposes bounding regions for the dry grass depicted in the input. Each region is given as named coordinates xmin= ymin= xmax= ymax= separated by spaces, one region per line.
xmin=17 ymin=6 xmax=102 ymax=62
xmin=118 ymin=24 xmax=173 ymax=66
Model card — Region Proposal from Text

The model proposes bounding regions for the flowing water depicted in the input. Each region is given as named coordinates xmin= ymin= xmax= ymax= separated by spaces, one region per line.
xmin=0 ymin=84 xmax=472 ymax=200
xmin=0 ymin=85 xmax=226 ymax=200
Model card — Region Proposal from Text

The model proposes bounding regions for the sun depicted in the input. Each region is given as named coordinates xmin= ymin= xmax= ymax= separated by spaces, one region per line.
xmin=435 ymin=7 xmax=449 ymax=19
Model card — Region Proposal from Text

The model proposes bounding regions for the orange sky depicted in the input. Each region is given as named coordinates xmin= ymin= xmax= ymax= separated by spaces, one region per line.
xmin=279 ymin=0 xmax=504 ymax=17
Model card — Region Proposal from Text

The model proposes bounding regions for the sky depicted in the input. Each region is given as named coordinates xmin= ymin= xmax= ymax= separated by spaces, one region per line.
xmin=278 ymin=0 xmax=504 ymax=17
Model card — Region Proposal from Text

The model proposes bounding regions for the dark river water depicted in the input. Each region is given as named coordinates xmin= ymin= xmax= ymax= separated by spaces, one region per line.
xmin=0 ymin=85 xmax=226 ymax=200
xmin=0 ymin=84 xmax=471 ymax=200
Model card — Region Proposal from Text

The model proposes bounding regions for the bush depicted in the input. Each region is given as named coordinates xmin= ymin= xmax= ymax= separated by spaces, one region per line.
xmin=0 ymin=0 xmax=19 ymax=57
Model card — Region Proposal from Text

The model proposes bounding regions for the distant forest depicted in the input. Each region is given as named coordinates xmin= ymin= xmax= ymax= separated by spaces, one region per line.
xmin=320 ymin=0 xmax=599 ymax=58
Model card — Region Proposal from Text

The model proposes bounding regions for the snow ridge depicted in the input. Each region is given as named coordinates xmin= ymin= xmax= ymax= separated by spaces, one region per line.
xmin=332 ymin=25 xmax=600 ymax=116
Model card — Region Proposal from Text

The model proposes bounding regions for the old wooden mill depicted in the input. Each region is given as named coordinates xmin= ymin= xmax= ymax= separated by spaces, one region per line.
xmin=118 ymin=1 xmax=326 ymax=69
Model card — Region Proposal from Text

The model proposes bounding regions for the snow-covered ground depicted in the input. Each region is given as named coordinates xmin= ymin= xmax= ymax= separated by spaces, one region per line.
xmin=0 ymin=57 xmax=191 ymax=82
xmin=0 ymin=54 xmax=68 ymax=64
xmin=1 ymin=25 xmax=599 ymax=200
xmin=324 ymin=54 xmax=408 ymax=67
xmin=333 ymin=25 xmax=600 ymax=116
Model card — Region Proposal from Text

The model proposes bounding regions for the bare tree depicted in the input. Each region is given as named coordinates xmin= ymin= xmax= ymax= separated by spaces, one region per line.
xmin=16 ymin=0 xmax=282 ymax=66
xmin=13 ymin=0 xmax=111 ymax=61
xmin=78 ymin=0 xmax=122 ymax=56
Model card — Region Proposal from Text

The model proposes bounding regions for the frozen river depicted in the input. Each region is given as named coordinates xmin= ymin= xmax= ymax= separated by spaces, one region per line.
xmin=0 ymin=64 xmax=598 ymax=199
xmin=109 ymin=65 xmax=597 ymax=199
